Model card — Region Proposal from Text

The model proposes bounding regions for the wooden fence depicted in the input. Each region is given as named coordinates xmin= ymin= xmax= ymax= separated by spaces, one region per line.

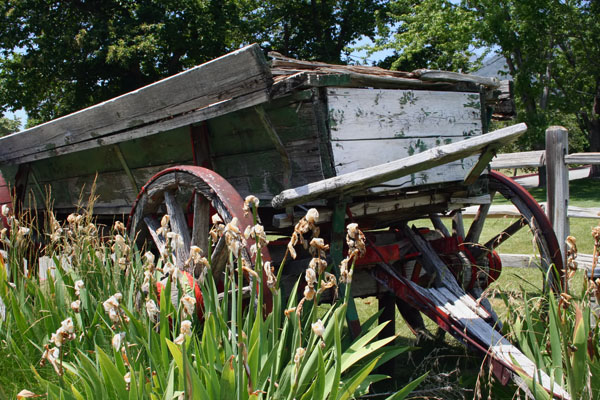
xmin=491 ymin=126 xmax=600 ymax=271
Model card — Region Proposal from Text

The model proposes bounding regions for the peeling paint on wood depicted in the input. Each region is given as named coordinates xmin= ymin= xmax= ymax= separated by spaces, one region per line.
xmin=326 ymin=88 xmax=483 ymax=191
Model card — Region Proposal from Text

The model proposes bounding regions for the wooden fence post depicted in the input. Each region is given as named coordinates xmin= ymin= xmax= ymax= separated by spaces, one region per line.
xmin=545 ymin=126 xmax=569 ymax=265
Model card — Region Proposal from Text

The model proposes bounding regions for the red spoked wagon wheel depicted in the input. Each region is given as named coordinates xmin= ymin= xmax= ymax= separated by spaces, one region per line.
xmin=398 ymin=171 xmax=565 ymax=335
xmin=128 ymin=166 xmax=271 ymax=309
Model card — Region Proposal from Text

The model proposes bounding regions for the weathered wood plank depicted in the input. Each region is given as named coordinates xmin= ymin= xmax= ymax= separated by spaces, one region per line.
xmin=211 ymin=139 xmax=324 ymax=200
xmin=414 ymin=283 xmax=569 ymax=398
xmin=144 ymin=216 xmax=167 ymax=257
xmin=412 ymin=69 xmax=500 ymax=88
xmin=465 ymin=202 xmax=492 ymax=244
xmin=331 ymin=139 xmax=478 ymax=192
xmin=327 ymin=88 xmax=482 ymax=140
xmin=546 ymin=126 xmax=570 ymax=266
xmin=490 ymin=150 xmax=545 ymax=169
xmin=23 ymin=163 xmax=179 ymax=213
xmin=0 ymin=44 xmax=272 ymax=166
xmin=272 ymin=193 xmax=449 ymax=228
xmin=492 ymin=151 xmax=600 ymax=170
xmin=463 ymin=147 xmax=495 ymax=185
xmin=565 ymin=152 xmax=600 ymax=164
xmin=271 ymin=123 xmax=528 ymax=208
xmin=191 ymin=193 xmax=210 ymax=255
xmin=500 ymin=252 xmax=594 ymax=270
xmin=164 ymin=191 xmax=191 ymax=268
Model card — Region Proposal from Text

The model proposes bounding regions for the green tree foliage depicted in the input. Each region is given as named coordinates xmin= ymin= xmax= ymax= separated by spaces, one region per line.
xmin=369 ymin=0 xmax=484 ymax=72
xmin=0 ymin=0 xmax=384 ymax=125
xmin=0 ymin=0 xmax=251 ymax=124
xmin=250 ymin=0 xmax=384 ymax=63
xmin=372 ymin=0 xmax=600 ymax=158
xmin=0 ymin=115 xmax=19 ymax=136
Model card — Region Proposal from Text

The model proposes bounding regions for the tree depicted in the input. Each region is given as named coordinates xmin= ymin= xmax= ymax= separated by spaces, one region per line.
xmin=0 ymin=0 xmax=385 ymax=125
xmin=0 ymin=115 xmax=20 ymax=136
xmin=0 ymin=0 xmax=256 ymax=124
xmin=368 ymin=0 xmax=484 ymax=72
xmin=371 ymin=0 xmax=600 ymax=167
xmin=250 ymin=0 xmax=385 ymax=63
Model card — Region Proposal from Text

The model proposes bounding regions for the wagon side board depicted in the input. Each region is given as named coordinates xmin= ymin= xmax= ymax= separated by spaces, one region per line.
xmin=0 ymin=43 xmax=272 ymax=166
xmin=2 ymin=126 xmax=195 ymax=214
xmin=326 ymin=88 xmax=483 ymax=192
xmin=205 ymin=89 xmax=329 ymax=200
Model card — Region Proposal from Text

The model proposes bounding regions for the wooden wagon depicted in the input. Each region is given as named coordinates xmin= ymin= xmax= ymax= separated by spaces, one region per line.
xmin=0 ymin=44 xmax=568 ymax=398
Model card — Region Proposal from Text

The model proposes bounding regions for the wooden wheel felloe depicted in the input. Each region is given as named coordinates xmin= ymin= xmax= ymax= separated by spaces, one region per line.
xmin=128 ymin=166 xmax=271 ymax=281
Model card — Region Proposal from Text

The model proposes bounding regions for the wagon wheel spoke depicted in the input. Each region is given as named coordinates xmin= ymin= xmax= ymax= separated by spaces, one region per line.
xmin=429 ymin=213 xmax=450 ymax=237
xmin=482 ymin=217 xmax=528 ymax=252
xmin=211 ymin=235 xmax=229 ymax=279
xmin=191 ymin=192 xmax=210 ymax=254
xmin=164 ymin=191 xmax=191 ymax=268
xmin=465 ymin=192 xmax=495 ymax=245
xmin=144 ymin=216 xmax=167 ymax=257
xmin=452 ymin=210 xmax=465 ymax=239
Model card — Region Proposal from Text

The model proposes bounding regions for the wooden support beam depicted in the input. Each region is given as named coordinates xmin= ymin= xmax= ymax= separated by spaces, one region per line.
xmin=463 ymin=146 xmax=495 ymax=185
xmin=113 ymin=145 xmax=139 ymax=194
xmin=254 ymin=105 xmax=292 ymax=188
xmin=271 ymin=123 xmax=527 ymax=208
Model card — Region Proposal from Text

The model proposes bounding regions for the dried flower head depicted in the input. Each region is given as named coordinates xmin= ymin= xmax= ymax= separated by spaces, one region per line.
xmin=305 ymin=268 xmax=317 ymax=287
xmin=309 ymin=237 xmax=329 ymax=259
xmin=112 ymin=332 xmax=126 ymax=351
xmin=224 ymin=217 xmax=244 ymax=257
xmin=209 ymin=214 xmax=225 ymax=242
xmin=311 ymin=319 xmax=325 ymax=338
xmin=1 ymin=204 xmax=9 ymax=217
xmin=264 ymin=261 xmax=277 ymax=289
xmin=180 ymin=295 xmax=196 ymax=318
xmin=180 ymin=320 xmax=192 ymax=336
xmin=41 ymin=345 xmax=62 ymax=375
xmin=114 ymin=221 xmax=125 ymax=232
xmin=308 ymin=257 xmax=328 ymax=275
xmin=346 ymin=223 xmax=366 ymax=258
xmin=67 ymin=213 xmax=83 ymax=225
xmin=303 ymin=285 xmax=315 ymax=301
xmin=103 ymin=293 xmax=124 ymax=324
xmin=146 ymin=299 xmax=159 ymax=320
xmin=71 ymin=300 xmax=81 ymax=313
xmin=287 ymin=208 xmax=321 ymax=260
xmin=174 ymin=320 xmax=193 ymax=345
xmin=144 ymin=251 xmax=156 ymax=266
xmin=593 ymin=226 xmax=600 ymax=242
xmin=50 ymin=318 xmax=76 ymax=347
xmin=74 ymin=280 xmax=84 ymax=296
xmin=243 ymin=195 xmax=260 ymax=216
xmin=294 ymin=347 xmax=305 ymax=366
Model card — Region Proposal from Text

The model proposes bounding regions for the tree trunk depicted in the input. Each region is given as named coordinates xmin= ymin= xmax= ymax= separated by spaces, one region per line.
xmin=589 ymin=119 xmax=600 ymax=177
xmin=588 ymin=80 xmax=600 ymax=177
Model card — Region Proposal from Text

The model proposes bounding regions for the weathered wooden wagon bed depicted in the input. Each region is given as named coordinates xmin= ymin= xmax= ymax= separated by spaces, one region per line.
xmin=0 ymin=45 xmax=568 ymax=398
